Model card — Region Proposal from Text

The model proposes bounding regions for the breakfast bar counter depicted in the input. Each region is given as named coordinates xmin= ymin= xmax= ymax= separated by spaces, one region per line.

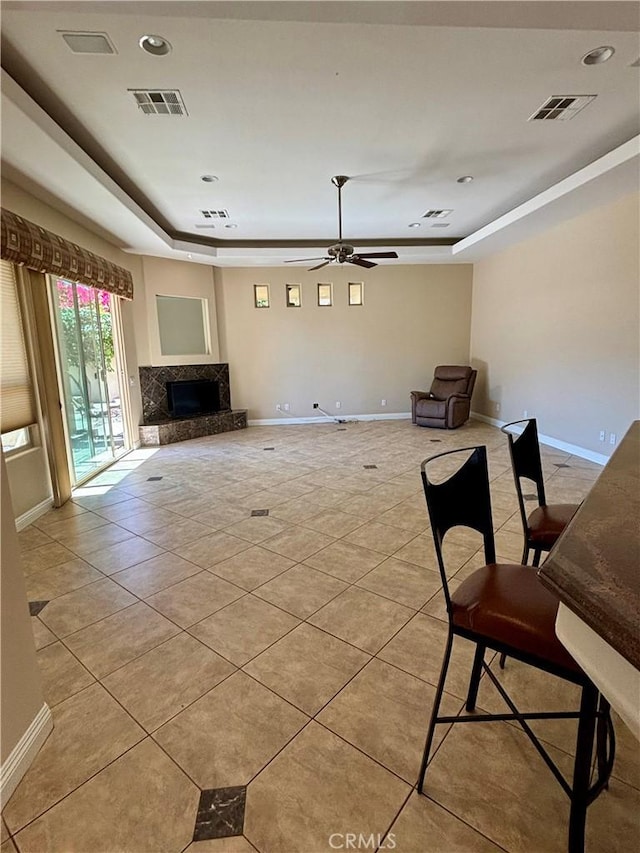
xmin=538 ymin=420 xmax=640 ymax=738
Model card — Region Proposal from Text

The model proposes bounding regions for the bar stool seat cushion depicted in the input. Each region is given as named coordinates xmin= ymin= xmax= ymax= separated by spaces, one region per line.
xmin=527 ymin=504 xmax=580 ymax=548
xmin=451 ymin=563 xmax=581 ymax=673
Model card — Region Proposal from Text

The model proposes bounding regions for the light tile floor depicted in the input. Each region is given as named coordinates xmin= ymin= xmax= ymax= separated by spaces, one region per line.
xmin=4 ymin=419 xmax=639 ymax=852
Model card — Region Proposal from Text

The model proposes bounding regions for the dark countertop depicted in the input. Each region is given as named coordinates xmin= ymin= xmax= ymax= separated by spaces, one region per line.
xmin=539 ymin=420 xmax=640 ymax=670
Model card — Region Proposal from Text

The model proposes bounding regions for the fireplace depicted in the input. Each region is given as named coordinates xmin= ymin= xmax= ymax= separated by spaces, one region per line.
xmin=139 ymin=364 xmax=231 ymax=423
xmin=138 ymin=364 xmax=246 ymax=445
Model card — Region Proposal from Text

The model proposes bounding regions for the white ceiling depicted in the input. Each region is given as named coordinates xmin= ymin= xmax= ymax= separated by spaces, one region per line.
xmin=1 ymin=1 xmax=639 ymax=267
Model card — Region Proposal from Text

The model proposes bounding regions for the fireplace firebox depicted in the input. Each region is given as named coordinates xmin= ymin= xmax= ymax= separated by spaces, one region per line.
xmin=167 ymin=379 xmax=220 ymax=418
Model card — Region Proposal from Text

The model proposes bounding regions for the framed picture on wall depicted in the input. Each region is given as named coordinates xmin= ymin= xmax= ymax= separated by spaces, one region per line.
xmin=348 ymin=282 xmax=364 ymax=306
xmin=254 ymin=284 xmax=270 ymax=308
xmin=286 ymin=284 xmax=302 ymax=307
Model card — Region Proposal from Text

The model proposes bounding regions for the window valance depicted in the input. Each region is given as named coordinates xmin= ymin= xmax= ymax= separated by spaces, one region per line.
xmin=0 ymin=208 xmax=133 ymax=300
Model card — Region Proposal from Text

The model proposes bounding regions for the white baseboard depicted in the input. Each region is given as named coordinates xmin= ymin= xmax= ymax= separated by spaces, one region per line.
xmin=471 ymin=412 xmax=608 ymax=465
xmin=15 ymin=497 xmax=53 ymax=532
xmin=248 ymin=412 xmax=411 ymax=426
xmin=0 ymin=703 xmax=53 ymax=808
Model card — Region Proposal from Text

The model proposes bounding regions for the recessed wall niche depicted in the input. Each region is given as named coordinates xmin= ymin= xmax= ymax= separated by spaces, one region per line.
xmin=156 ymin=295 xmax=210 ymax=355
xmin=348 ymin=282 xmax=364 ymax=306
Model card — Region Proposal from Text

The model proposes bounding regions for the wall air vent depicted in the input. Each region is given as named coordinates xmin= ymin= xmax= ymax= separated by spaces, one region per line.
xmin=422 ymin=209 xmax=453 ymax=219
xmin=129 ymin=89 xmax=187 ymax=116
xmin=529 ymin=95 xmax=596 ymax=121
xmin=200 ymin=210 xmax=230 ymax=219
xmin=59 ymin=31 xmax=116 ymax=54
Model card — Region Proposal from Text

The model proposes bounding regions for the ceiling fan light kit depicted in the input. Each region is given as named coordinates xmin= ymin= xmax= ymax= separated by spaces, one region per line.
xmin=285 ymin=176 xmax=398 ymax=271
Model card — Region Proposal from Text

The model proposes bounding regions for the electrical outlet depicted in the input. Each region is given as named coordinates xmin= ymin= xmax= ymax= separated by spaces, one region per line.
xmin=523 ymin=409 xmax=528 ymax=418
xmin=276 ymin=404 xmax=281 ymax=412
xmin=599 ymin=430 xmax=606 ymax=442
xmin=313 ymin=402 xmax=319 ymax=409
xmin=381 ymin=399 xmax=387 ymax=406
xmin=283 ymin=403 xmax=290 ymax=412
xmin=609 ymin=433 xmax=616 ymax=445
xmin=495 ymin=402 xmax=501 ymax=414
xmin=335 ymin=401 xmax=341 ymax=409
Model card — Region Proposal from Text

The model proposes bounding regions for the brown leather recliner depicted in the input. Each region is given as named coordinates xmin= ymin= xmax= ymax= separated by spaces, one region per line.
xmin=411 ymin=365 xmax=477 ymax=429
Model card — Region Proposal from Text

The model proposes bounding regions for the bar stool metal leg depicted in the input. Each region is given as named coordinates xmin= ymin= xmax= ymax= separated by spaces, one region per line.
xmin=568 ymin=683 xmax=598 ymax=853
xmin=465 ymin=643 xmax=486 ymax=712
xmin=418 ymin=629 xmax=454 ymax=793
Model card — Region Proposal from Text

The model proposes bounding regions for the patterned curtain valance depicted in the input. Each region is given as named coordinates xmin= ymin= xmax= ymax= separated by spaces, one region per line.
xmin=0 ymin=208 xmax=133 ymax=300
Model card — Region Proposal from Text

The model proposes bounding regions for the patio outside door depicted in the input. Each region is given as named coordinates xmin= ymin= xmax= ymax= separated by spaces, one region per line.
xmin=50 ymin=277 xmax=130 ymax=485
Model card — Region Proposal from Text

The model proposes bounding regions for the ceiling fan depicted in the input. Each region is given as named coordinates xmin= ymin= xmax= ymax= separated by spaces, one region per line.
xmin=285 ymin=175 xmax=398 ymax=271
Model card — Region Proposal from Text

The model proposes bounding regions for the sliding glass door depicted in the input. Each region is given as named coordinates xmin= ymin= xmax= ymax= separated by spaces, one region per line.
xmin=50 ymin=278 xmax=130 ymax=485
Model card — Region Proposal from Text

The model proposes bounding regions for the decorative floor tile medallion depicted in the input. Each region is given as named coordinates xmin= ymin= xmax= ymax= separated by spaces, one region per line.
xmin=251 ymin=509 xmax=270 ymax=517
xmin=192 ymin=786 xmax=246 ymax=841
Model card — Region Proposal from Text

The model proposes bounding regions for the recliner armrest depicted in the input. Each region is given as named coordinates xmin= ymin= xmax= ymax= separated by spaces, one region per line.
xmin=410 ymin=390 xmax=433 ymax=423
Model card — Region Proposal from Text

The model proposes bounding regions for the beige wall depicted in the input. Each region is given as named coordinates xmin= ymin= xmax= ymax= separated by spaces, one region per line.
xmin=1 ymin=451 xmax=46 ymax=766
xmin=5 ymin=447 xmax=50 ymax=520
xmin=216 ymin=264 xmax=473 ymax=420
xmin=138 ymin=256 xmax=220 ymax=366
xmin=470 ymin=192 xmax=640 ymax=455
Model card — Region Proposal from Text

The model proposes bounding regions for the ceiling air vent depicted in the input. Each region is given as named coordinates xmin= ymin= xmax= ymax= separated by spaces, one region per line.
xmin=529 ymin=95 xmax=596 ymax=121
xmin=129 ymin=89 xmax=187 ymax=116
xmin=422 ymin=209 xmax=453 ymax=219
xmin=200 ymin=209 xmax=230 ymax=219
xmin=59 ymin=31 xmax=116 ymax=54
xmin=194 ymin=224 xmax=216 ymax=229
xmin=430 ymin=223 xmax=450 ymax=228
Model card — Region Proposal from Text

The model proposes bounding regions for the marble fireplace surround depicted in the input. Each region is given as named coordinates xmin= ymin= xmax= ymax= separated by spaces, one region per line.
xmin=138 ymin=364 xmax=247 ymax=445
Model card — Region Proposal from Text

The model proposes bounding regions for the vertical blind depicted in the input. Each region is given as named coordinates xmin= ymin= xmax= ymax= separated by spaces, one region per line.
xmin=1 ymin=259 xmax=36 ymax=432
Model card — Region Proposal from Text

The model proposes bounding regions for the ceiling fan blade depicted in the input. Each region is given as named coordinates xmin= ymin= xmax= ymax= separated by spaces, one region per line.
xmin=349 ymin=257 xmax=376 ymax=269
xmin=284 ymin=257 xmax=329 ymax=263
xmin=353 ymin=251 xmax=398 ymax=259
xmin=308 ymin=260 xmax=332 ymax=271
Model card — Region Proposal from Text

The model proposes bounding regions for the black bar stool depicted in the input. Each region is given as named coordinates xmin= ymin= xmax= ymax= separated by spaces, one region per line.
xmin=501 ymin=418 xmax=580 ymax=567
xmin=417 ymin=446 xmax=615 ymax=853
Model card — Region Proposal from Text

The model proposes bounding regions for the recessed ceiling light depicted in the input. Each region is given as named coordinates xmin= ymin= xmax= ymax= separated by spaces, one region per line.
xmin=225 ymin=224 xmax=238 ymax=229
xmin=457 ymin=175 xmax=474 ymax=184
xmin=408 ymin=222 xmax=421 ymax=228
xmin=201 ymin=175 xmax=218 ymax=183
xmin=139 ymin=34 xmax=172 ymax=56
xmin=581 ymin=46 xmax=615 ymax=66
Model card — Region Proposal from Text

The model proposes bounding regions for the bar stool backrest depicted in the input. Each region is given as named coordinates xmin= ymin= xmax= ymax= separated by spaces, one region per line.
xmin=420 ymin=445 xmax=496 ymax=617
xmin=502 ymin=418 xmax=548 ymax=512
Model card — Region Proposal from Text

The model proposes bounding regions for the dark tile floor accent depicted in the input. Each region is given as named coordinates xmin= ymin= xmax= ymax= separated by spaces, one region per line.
xmin=523 ymin=493 xmax=537 ymax=501
xmin=147 ymin=477 xmax=163 ymax=481
xmin=29 ymin=601 xmax=49 ymax=616
xmin=192 ymin=786 xmax=246 ymax=841
xmin=251 ymin=509 xmax=270 ymax=517
xmin=554 ymin=463 xmax=571 ymax=468
xmin=336 ymin=428 xmax=347 ymax=431
xmin=363 ymin=465 xmax=378 ymax=470
xmin=263 ymin=447 xmax=275 ymax=451
xmin=430 ymin=439 xmax=442 ymax=442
